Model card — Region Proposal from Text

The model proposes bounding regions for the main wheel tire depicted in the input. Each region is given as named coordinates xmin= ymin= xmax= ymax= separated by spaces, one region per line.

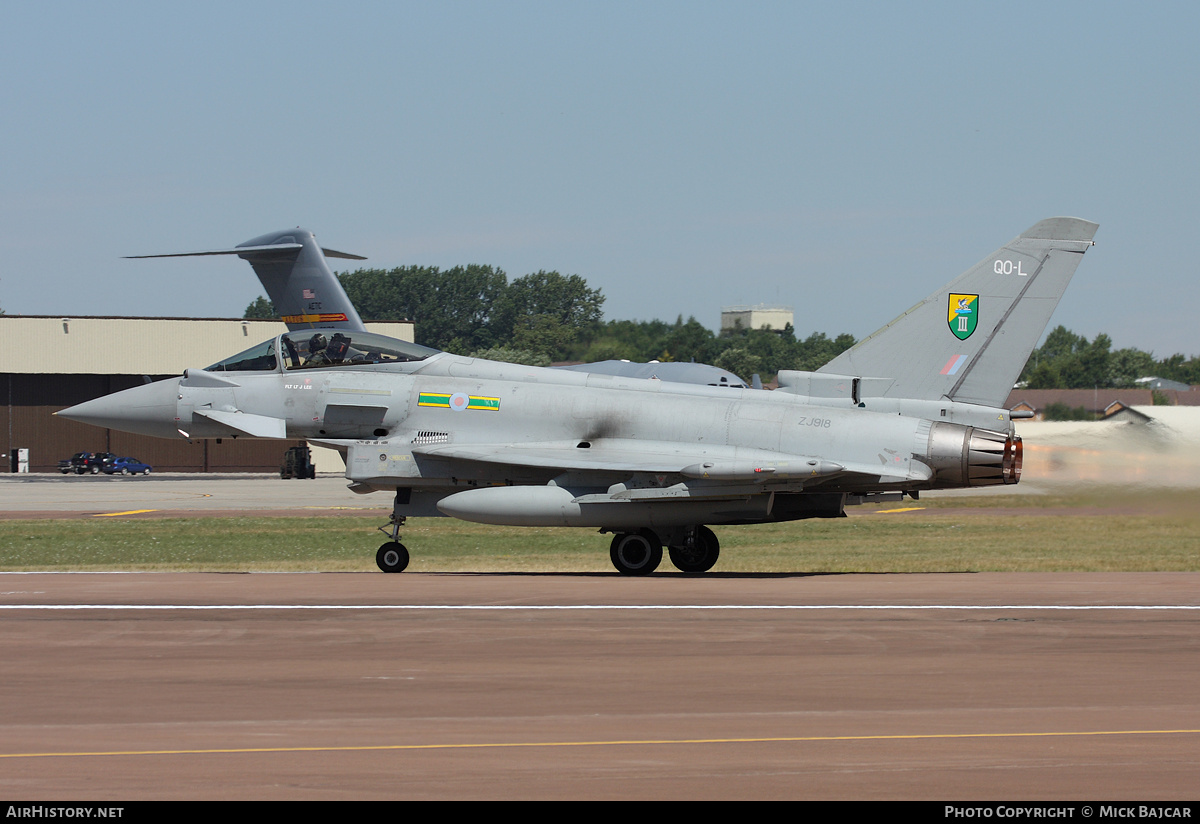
xmin=376 ymin=542 xmax=410 ymax=573
xmin=668 ymin=526 xmax=720 ymax=573
xmin=143 ymin=468 xmax=152 ymax=475
xmin=90 ymin=465 xmax=100 ymax=474
xmin=121 ymin=468 xmax=129 ymax=475
xmin=609 ymin=530 xmax=663 ymax=576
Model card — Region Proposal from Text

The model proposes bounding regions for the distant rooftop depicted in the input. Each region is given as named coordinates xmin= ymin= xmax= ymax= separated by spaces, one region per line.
xmin=720 ymin=303 xmax=793 ymax=313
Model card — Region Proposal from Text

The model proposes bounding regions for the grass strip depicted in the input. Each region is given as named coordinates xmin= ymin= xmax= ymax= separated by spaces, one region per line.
xmin=1 ymin=489 xmax=1196 ymax=573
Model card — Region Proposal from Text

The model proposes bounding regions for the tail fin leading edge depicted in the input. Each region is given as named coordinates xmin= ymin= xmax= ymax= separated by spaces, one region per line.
xmin=817 ymin=217 xmax=1098 ymax=408
xmin=127 ymin=228 xmax=368 ymax=332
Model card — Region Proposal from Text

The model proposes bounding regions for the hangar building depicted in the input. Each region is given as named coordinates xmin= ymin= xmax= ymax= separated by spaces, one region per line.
xmin=2 ymin=316 xmax=414 ymax=473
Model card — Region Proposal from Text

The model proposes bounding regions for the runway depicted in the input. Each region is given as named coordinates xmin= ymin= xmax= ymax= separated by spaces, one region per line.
xmin=2 ymin=571 xmax=1198 ymax=799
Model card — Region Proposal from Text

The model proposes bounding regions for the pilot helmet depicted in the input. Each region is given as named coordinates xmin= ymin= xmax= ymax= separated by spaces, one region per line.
xmin=309 ymin=333 xmax=328 ymax=352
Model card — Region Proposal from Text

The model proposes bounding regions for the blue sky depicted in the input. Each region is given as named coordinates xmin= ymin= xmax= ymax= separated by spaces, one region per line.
xmin=3 ymin=2 xmax=1197 ymax=357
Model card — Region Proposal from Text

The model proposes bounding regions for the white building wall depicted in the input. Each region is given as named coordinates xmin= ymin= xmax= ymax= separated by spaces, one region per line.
xmin=720 ymin=305 xmax=793 ymax=332
xmin=2 ymin=317 xmax=415 ymax=375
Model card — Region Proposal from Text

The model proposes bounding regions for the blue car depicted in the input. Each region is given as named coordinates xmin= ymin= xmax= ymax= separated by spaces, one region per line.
xmin=102 ymin=456 xmax=152 ymax=475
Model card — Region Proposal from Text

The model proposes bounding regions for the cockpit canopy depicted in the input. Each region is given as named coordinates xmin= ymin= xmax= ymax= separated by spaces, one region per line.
xmin=206 ymin=330 xmax=439 ymax=373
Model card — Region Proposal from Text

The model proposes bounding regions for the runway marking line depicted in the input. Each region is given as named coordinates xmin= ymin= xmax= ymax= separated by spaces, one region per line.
xmin=92 ymin=510 xmax=158 ymax=517
xmin=875 ymin=507 xmax=925 ymax=513
xmin=2 ymin=728 xmax=1198 ymax=761
xmin=2 ymin=604 xmax=1199 ymax=611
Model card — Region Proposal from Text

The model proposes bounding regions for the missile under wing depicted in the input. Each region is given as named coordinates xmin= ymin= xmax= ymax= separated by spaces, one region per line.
xmin=62 ymin=217 xmax=1098 ymax=575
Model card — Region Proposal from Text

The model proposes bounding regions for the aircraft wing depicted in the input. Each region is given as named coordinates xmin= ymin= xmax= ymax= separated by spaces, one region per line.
xmin=414 ymin=439 xmax=803 ymax=474
xmin=410 ymin=439 xmax=929 ymax=487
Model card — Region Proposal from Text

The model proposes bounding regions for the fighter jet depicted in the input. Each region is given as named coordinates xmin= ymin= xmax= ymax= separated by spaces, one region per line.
xmin=60 ymin=217 xmax=1098 ymax=575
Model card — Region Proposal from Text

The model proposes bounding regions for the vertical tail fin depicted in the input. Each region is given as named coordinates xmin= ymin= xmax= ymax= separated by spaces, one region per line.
xmin=817 ymin=217 xmax=1098 ymax=407
xmin=127 ymin=228 xmax=368 ymax=332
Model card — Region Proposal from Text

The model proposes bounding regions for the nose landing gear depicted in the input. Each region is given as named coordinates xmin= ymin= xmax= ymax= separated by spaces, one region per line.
xmin=376 ymin=510 xmax=409 ymax=573
xmin=376 ymin=542 xmax=409 ymax=573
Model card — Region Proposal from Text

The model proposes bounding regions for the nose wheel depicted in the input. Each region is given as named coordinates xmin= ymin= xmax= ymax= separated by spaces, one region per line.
xmin=376 ymin=543 xmax=410 ymax=573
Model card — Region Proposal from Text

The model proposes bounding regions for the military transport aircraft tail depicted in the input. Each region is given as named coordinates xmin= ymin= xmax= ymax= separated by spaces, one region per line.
xmin=816 ymin=217 xmax=1098 ymax=408
xmin=127 ymin=228 xmax=368 ymax=332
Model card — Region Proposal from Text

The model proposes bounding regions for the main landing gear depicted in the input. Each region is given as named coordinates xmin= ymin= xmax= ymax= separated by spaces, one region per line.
xmin=609 ymin=530 xmax=662 ymax=576
xmin=608 ymin=526 xmax=720 ymax=575
xmin=667 ymin=526 xmax=720 ymax=573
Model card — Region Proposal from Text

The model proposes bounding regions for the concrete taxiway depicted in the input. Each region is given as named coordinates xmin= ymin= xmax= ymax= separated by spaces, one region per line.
xmin=2 ymin=571 xmax=1198 ymax=800
xmin=0 ymin=473 xmax=386 ymax=519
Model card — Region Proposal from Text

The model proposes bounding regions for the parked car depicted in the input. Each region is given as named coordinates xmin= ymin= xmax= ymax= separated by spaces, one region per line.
xmin=102 ymin=456 xmax=152 ymax=475
xmin=58 ymin=452 xmax=89 ymax=473
xmin=58 ymin=452 xmax=115 ymax=474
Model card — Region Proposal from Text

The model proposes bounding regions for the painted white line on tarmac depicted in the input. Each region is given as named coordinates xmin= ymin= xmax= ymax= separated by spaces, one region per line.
xmin=1 ymin=604 xmax=1198 ymax=611
xmin=0 ymin=570 xmax=327 ymax=574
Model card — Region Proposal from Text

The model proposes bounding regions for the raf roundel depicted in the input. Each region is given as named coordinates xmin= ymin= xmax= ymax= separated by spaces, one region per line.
xmin=449 ymin=392 xmax=470 ymax=412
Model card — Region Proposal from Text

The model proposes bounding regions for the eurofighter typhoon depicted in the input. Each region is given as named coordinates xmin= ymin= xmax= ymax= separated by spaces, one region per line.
xmin=59 ymin=218 xmax=1098 ymax=574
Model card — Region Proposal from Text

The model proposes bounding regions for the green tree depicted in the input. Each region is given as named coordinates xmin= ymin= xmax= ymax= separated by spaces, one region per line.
xmin=1025 ymin=361 xmax=1063 ymax=389
xmin=1042 ymin=402 xmax=1094 ymax=421
xmin=1019 ymin=327 xmax=1171 ymax=390
xmin=468 ymin=346 xmax=552 ymax=367
xmin=740 ymin=327 xmax=798 ymax=376
xmin=243 ymin=295 xmax=276 ymax=319
xmin=570 ymin=318 xmax=677 ymax=363
xmin=491 ymin=270 xmax=605 ymax=360
xmin=1107 ymin=348 xmax=1157 ymax=388
xmin=1077 ymin=333 xmax=1113 ymax=387
xmin=509 ymin=314 xmax=582 ymax=360
xmin=337 ymin=265 xmax=603 ymax=359
xmin=793 ymin=332 xmax=856 ymax=372
xmin=714 ymin=347 xmax=763 ymax=381
xmin=338 ymin=265 xmax=508 ymax=352
xmin=1040 ymin=325 xmax=1089 ymax=361
xmin=1157 ymin=353 xmax=1200 ymax=386
xmin=662 ymin=317 xmax=716 ymax=364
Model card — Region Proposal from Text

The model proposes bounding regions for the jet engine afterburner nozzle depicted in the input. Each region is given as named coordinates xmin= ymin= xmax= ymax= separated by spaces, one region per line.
xmin=925 ymin=423 xmax=1022 ymax=488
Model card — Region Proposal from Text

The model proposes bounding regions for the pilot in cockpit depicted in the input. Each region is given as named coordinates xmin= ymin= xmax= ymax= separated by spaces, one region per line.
xmin=305 ymin=333 xmax=331 ymax=366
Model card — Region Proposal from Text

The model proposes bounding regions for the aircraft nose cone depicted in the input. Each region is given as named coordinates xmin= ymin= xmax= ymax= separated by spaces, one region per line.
xmin=57 ymin=377 xmax=183 ymax=438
